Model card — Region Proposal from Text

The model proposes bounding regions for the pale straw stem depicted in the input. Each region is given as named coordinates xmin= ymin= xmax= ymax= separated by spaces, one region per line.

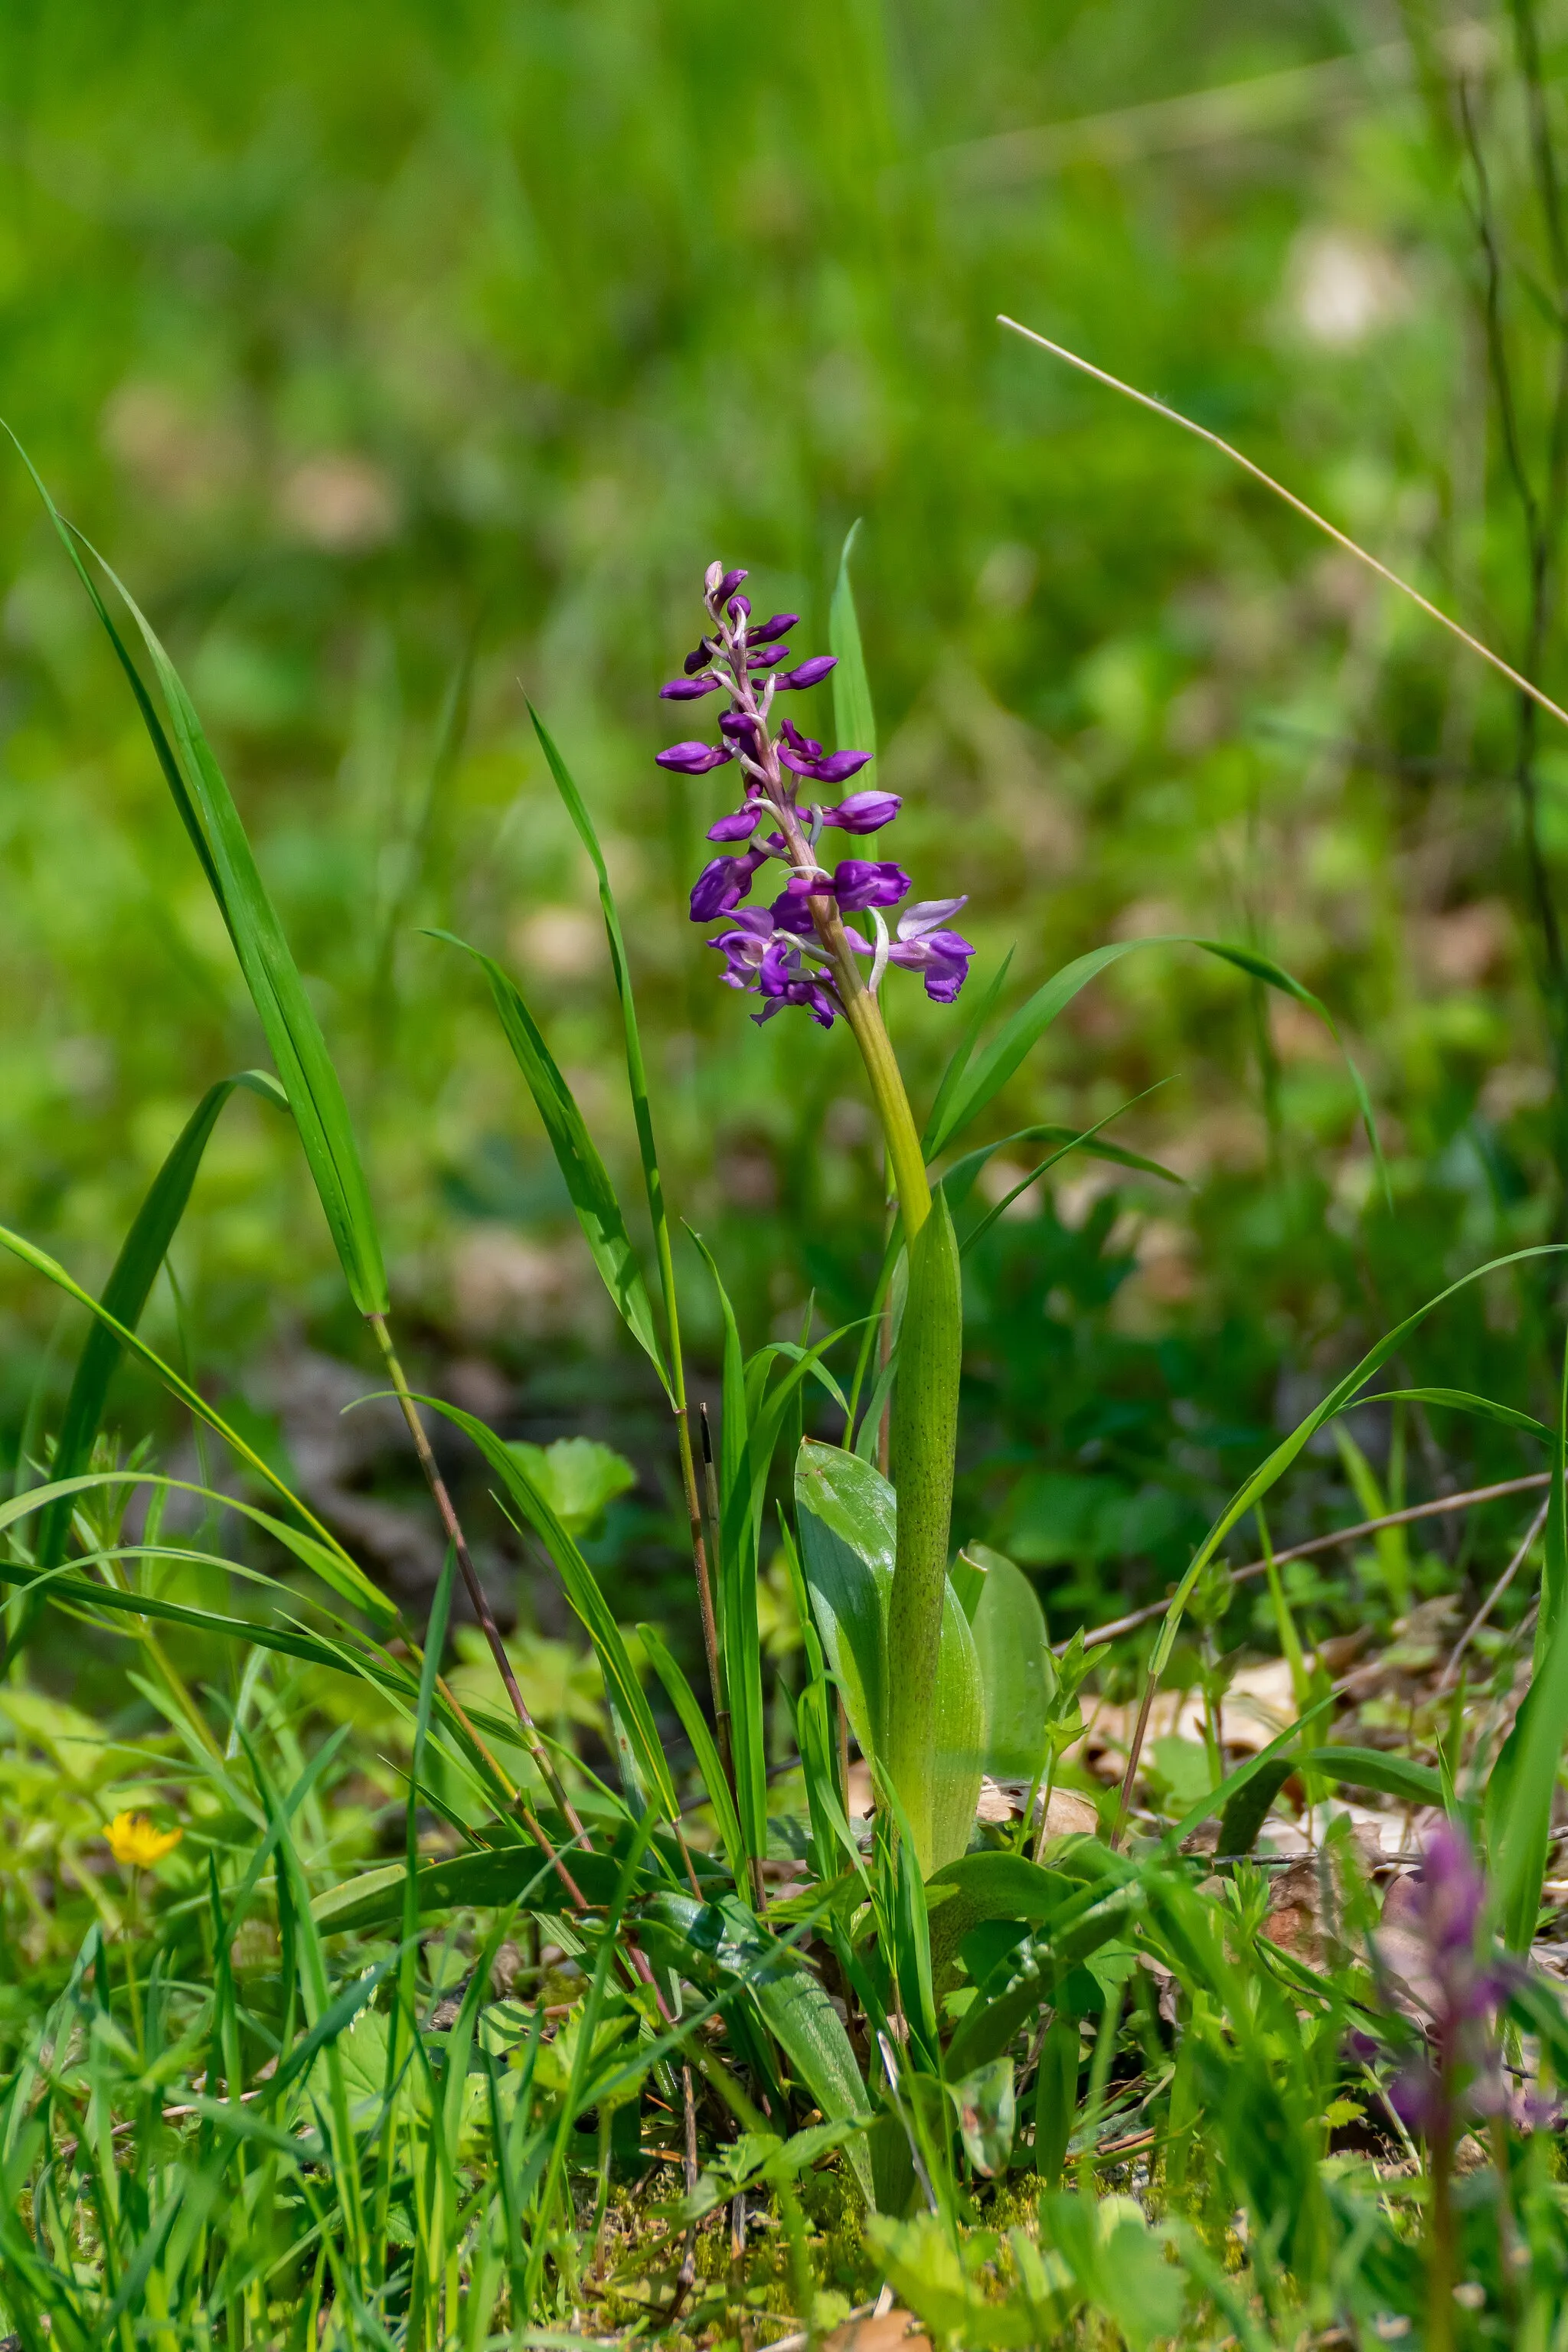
xmin=998 ymin=315 xmax=1568 ymax=735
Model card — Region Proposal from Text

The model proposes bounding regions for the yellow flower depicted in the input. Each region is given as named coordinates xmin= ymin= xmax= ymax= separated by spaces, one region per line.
xmin=104 ymin=1811 xmax=183 ymax=1869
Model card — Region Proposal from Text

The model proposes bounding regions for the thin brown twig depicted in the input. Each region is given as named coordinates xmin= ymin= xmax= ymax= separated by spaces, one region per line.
xmin=1436 ymin=1493 xmax=1550 ymax=1696
xmin=1066 ymin=1472 xmax=1551 ymax=1653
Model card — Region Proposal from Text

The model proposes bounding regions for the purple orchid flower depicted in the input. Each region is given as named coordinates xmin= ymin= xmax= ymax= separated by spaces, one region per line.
xmin=689 ymin=848 xmax=766 ymax=923
xmin=708 ymin=907 xmax=776 ymax=988
xmin=821 ymin=790 xmax=901 ymax=833
xmin=852 ymin=897 xmax=975 ymax=1002
xmin=755 ymin=937 xmax=837 ymax=1027
xmin=658 ymin=739 xmax=736 ymax=776
xmin=831 ymin=860 xmax=910 ymax=911
xmin=1371 ymin=1821 xmax=1521 ymax=2153
xmin=707 ymin=804 xmax=764 ymax=844
xmin=769 ymin=884 xmax=822 ymax=936
xmin=659 ymin=675 xmax=722 ymax=700
xmin=749 ymin=612 xmax=799 ymax=644
xmin=777 ymin=732 xmax=873 ymax=785
xmin=776 ymin=654 xmax=838 ymax=691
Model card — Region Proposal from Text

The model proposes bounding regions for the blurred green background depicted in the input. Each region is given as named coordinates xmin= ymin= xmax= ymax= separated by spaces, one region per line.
xmin=3 ymin=0 xmax=1565 ymax=1653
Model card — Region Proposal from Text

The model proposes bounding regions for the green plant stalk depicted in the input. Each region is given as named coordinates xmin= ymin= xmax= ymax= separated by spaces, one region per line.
xmin=1427 ymin=2121 xmax=1455 ymax=2352
xmin=882 ymin=1191 xmax=962 ymax=1870
xmin=813 ymin=903 xmax=931 ymax=1237
xmin=805 ymin=897 xmax=954 ymax=1864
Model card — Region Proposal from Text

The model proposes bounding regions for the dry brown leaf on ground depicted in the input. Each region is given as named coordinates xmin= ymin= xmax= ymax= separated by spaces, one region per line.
xmin=823 ymin=2314 xmax=933 ymax=2352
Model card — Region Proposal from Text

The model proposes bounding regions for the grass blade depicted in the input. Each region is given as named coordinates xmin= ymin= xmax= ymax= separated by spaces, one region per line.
xmin=416 ymin=1394 xmax=680 ymax=1819
xmin=5 ymin=435 xmax=388 ymax=1315
xmin=34 ymin=1071 xmax=287 ymax=1571
xmin=830 ymin=520 xmax=877 ymax=764
xmin=639 ymin=1621 xmax=746 ymax=1876
xmin=1112 ymin=1243 xmax=1568 ymax=1838
xmin=0 ymin=1223 xmax=392 ymax=1622
xmin=691 ymin=1234 xmax=766 ymax=1868
xmin=433 ymin=933 xmax=668 ymax=1384
xmin=923 ymin=935 xmax=1381 ymax=1190
xmin=527 ymin=701 xmax=681 ymax=1373
xmin=999 ymin=314 xmax=1568 ymax=736
xmin=1491 ymin=1334 xmax=1568 ymax=1948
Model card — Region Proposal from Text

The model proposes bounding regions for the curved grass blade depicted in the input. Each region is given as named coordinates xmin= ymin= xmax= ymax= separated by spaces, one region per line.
xmin=34 ymin=1071 xmax=289 ymax=1571
xmin=0 ymin=1225 xmax=392 ymax=1623
xmin=1361 ymin=1387 xmax=1553 ymax=1442
xmin=926 ymin=950 xmax=1014 ymax=1162
xmin=414 ymin=1395 xmax=679 ymax=1820
xmin=689 ymin=1233 xmax=766 ymax=1865
xmin=1490 ymin=1333 xmax=1568 ymax=1949
xmin=923 ymin=935 xmax=1382 ymax=1195
xmin=5 ymin=1468 xmax=383 ymax=1628
xmin=1116 ymin=1244 xmax=1568 ymax=1837
xmin=526 ymin=701 xmax=681 ymax=1371
xmin=432 ymin=933 xmax=667 ymax=1386
xmin=1152 ymin=1247 xmax=1568 ymax=1683
xmin=830 ymin=520 xmax=877 ymax=766
xmin=4 ymin=433 xmax=387 ymax=1315
xmin=638 ymin=1622 xmax=745 ymax=1875
xmin=938 ymin=1105 xmax=1178 ymax=1220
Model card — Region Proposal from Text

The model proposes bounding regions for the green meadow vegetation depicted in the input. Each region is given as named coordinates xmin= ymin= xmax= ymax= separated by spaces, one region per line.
xmin=11 ymin=3 xmax=1568 ymax=2344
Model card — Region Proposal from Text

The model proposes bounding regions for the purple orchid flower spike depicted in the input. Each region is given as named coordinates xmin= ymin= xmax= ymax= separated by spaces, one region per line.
xmin=657 ymin=558 xmax=973 ymax=1025
xmin=1368 ymin=1818 xmax=1532 ymax=2158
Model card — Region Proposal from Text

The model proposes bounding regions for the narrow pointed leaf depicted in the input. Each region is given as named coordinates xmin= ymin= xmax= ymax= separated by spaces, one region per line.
xmin=6 ymin=444 xmax=388 ymax=1315
xmin=35 ymin=1070 xmax=288 ymax=1570
xmin=416 ymin=1395 xmax=678 ymax=1819
xmin=966 ymin=1545 xmax=1057 ymax=1780
xmin=436 ymin=932 xmax=667 ymax=1383
xmin=829 ymin=520 xmax=877 ymax=766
